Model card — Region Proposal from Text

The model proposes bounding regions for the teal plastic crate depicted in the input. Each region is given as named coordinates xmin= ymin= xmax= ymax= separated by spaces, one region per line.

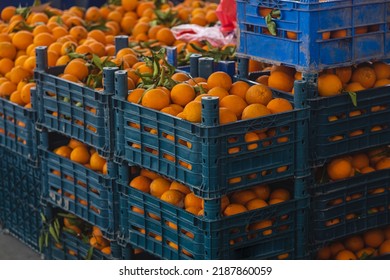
xmin=34 ymin=47 xmax=117 ymax=157
xmin=117 ymin=165 xmax=309 ymax=260
xmin=114 ymin=70 xmax=309 ymax=199
xmin=242 ymin=68 xmax=390 ymax=166
xmin=237 ymin=0 xmax=390 ymax=72
xmin=39 ymin=129 xmax=118 ymax=239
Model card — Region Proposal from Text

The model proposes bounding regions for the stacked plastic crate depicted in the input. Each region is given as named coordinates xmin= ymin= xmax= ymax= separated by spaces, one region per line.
xmin=113 ymin=50 xmax=310 ymax=258
xmin=236 ymin=0 xmax=390 ymax=258
xmin=33 ymin=45 xmax=123 ymax=259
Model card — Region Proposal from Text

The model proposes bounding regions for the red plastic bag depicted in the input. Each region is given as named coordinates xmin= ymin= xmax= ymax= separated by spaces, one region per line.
xmin=216 ymin=0 xmax=237 ymax=34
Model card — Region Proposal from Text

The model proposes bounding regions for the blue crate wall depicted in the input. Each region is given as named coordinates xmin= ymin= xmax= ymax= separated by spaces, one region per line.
xmin=117 ymin=164 xmax=309 ymax=260
xmin=38 ymin=128 xmax=119 ymax=240
xmin=34 ymin=47 xmax=117 ymax=158
xmin=237 ymin=0 xmax=390 ymax=72
xmin=0 ymin=148 xmax=42 ymax=252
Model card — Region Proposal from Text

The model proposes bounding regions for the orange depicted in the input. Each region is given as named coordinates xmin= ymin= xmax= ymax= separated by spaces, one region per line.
xmin=207 ymin=86 xmax=229 ymax=100
xmin=373 ymin=61 xmax=390 ymax=80
xmin=344 ymin=235 xmax=365 ymax=252
xmin=54 ymin=145 xmax=72 ymax=159
xmin=334 ymin=66 xmax=352 ymax=85
xmin=148 ymin=25 xmax=164 ymax=40
xmin=182 ymin=100 xmax=202 ymax=123
xmin=378 ymin=240 xmax=390 ymax=256
xmin=376 ymin=157 xmax=390 ymax=170
xmin=70 ymin=146 xmax=90 ymax=164
xmin=11 ymin=31 xmax=33 ymax=50
xmin=335 ymin=249 xmax=357 ymax=260
xmin=363 ymin=228 xmax=385 ymax=248
xmin=269 ymin=188 xmax=290 ymax=201
xmin=219 ymin=107 xmax=237 ymax=124
xmin=184 ymin=192 xmax=203 ymax=209
xmin=250 ymin=184 xmax=270 ymax=200
xmin=90 ymin=152 xmax=106 ymax=172
xmin=0 ymin=41 xmax=17 ymax=60
xmin=351 ymin=153 xmax=369 ymax=169
xmin=318 ymin=74 xmax=343 ymax=96
xmin=230 ymin=190 xmax=257 ymax=205
xmin=245 ymin=198 xmax=268 ymax=210
xmin=329 ymin=241 xmax=345 ymax=257
xmin=255 ymin=75 xmax=269 ymax=86
xmin=223 ymin=204 xmax=248 ymax=216
xmin=374 ymin=78 xmax=390 ymax=87
xmin=344 ymin=82 xmax=365 ymax=92
xmin=245 ymin=84 xmax=273 ymax=105
xmin=266 ymin=98 xmax=293 ymax=114
xmin=127 ymin=88 xmax=145 ymax=103
xmin=327 ymin=158 xmax=353 ymax=181
xmin=20 ymin=82 xmax=36 ymax=104
xmin=141 ymin=88 xmax=170 ymax=111
xmin=220 ymin=95 xmax=248 ymax=118
xmin=170 ymin=181 xmax=191 ymax=195
xmin=33 ymin=32 xmax=55 ymax=47
xmin=129 ymin=175 xmax=151 ymax=193
xmin=1 ymin=6 xmax=16 ymax=22
xmin=156 ymin=27 xmax=176 ymax=46
xmin=68 ymin=139 xmax=87 ymax=149
xmin=90 ymin=236 xmax=109 ymax=250
xmin=0 ymin=58 xmax=14 ymax=76
xmin=64 ymin=60 xmax=89 ymax=82
xmin=150 ymin=177 xmax=171 ymax=198
xmin=122 ymin=0 xmax=139 ymax=11
xmin=85 ymin=6 xmax=102 ymax=22
xmin=170 ymin=83 xmax=195 ymax=106
xmin=268 ymin=71 xmax=294 ymax=92
xmin=9 ymin=91 xmax=25 ymax=106
xmin=69 ymin=25 xmax=88 ymax=42
xmin=241 ymin=104 xmax=271 ymax=120
xmin=136 ymin=1 xmax=155 ymax=17
xmin=229 ymin=81 xmax=250 ymax=99
xmin=10 ymin=66 xmax=30 ymax=84
xmin=140 ymin=169 xmax=160 ymax=180
xmin=160 ymin=189 xmax=185 ymax=207
xmin=351 ymin=66 xmax=376 ymax=89
xmin=207 ymin=71 xmax=232 ymax=91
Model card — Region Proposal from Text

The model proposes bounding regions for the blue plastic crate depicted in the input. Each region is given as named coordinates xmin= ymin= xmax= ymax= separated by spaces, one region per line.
xmin=39 ymin=130 xmax=118 ymax=239
xmin=311 ymin=168 xmax=390 ymax=244
xmin=114 ymin=71 xmax=308 ymax=199
xmin=0 ymin=96 xmax=37 ymax=163
xmin=245 ymin=71 xmax=390 ymax=166
xmin=118 ymin=182 xmax=308 ymax=260
xmin=33 ymin=47 xmax=117 ymax=157
xmin=237 ymin=0 xmax=390 ymax=72
xmin=0 ymin=148 xmax=42 ymax=252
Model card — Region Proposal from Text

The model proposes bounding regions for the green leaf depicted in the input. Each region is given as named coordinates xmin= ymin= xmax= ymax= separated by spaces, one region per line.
xmin=347 ymin=91 xmax=358 ymax=107
xmin=39 ymin=234 xmax=44 ymax=252
xmin=45 ymin=232 xmax=49 ymax=248
xmin=85 ymin=246 xmax=94 ymax=260
xmin=62 ymin=227 xmax=78 ymax=236
xmin=40 ymin=212 xmax=47 ymax=223
xmin=49 ymin=224 xmax=60 ymax=244
xmin=92 ymin=54 xmax=103 ymax=71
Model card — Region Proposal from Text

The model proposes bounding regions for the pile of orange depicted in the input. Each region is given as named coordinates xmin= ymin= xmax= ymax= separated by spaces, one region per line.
xmin=128 ymin=70 xmax=293 ymax=124
xmin=316 ymin=226 xmax=390 ymax=260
